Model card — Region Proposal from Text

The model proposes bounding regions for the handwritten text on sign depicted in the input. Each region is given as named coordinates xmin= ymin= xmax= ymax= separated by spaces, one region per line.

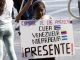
xmin=20 ymin=19 xmax=75 ymax=59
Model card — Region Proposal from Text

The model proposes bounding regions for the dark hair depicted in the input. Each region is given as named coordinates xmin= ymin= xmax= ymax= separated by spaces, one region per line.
xmin=0 ymin=0 xmax=5 ymax=16
xmin=32 ymin=1 xmax=45 ymax=11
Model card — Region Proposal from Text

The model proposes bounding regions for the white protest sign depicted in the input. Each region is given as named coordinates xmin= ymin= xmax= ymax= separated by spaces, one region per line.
xmin=20 ymin=19 xmax=75 ymax=59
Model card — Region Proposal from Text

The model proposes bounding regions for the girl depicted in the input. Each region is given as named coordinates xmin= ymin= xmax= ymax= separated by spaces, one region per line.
xmin=16 ymin=1 xmax=55 ymax=60
xmin=0 ymin=0 xmax=17 ymax=60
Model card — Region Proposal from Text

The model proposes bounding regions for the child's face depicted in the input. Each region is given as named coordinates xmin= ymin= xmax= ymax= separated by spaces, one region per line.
xmin=33 ymin=6 xmax=45 ymax=20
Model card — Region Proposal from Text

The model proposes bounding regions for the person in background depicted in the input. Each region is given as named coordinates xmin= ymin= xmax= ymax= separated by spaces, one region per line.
xmin=32 ymin=1 xmax=52 ymax=20
xmin=16 ymin=0 xmax=52 ymax=22
xmin=13 ymin=0 xmax=40 ymax=20
xmin=21 ymin=0 xmax=39 ymax=20
xmin=0 ymin=0 xmax=17 ymax=60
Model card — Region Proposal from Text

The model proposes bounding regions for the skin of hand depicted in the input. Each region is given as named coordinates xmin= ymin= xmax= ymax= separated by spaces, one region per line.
xmin=15 ymin=0 xmax=33 ymax=23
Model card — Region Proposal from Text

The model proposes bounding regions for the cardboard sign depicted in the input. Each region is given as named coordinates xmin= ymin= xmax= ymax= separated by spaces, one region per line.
xmin=20 ymin=19 xmax=75 ymax=59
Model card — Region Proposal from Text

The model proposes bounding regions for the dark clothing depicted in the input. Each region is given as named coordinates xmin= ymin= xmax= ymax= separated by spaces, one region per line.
xmin=23 ymin=0 xmax=37 ymax=19
xmin=13 ymin=0 xmax=37 ymax=20
xmin=13 ymin=0 xmax=21 ymax=13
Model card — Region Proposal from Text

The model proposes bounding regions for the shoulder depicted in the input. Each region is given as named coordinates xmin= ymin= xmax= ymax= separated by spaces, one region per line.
xmin=42 ymin=15 xmax=53 ymax=19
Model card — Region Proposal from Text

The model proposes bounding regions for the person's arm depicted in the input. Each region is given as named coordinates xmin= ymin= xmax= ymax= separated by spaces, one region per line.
xmin=15 ymin=0 xmax=33 ymax=23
